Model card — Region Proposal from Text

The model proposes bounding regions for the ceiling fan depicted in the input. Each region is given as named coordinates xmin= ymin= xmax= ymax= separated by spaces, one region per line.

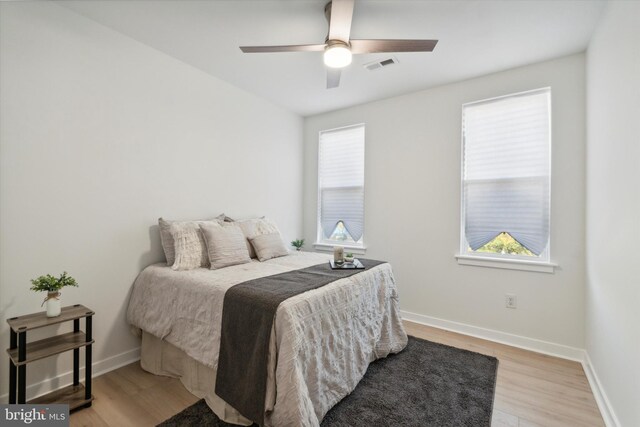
xmin=240 ymin=0 xmax=438 ymax=89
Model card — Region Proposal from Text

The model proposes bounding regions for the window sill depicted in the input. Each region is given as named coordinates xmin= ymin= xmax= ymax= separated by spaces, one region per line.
xmin=314 ymin=242 xmax=367 ymax=255
xmin=455 ymin=254 xmax=557 ymax=273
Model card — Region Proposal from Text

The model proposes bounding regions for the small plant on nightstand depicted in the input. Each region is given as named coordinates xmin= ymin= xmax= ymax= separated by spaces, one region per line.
xmin=30 ymin=271 xmax=78 ymax=317
xmin=291 ymin=239 xmax=305 ymax=251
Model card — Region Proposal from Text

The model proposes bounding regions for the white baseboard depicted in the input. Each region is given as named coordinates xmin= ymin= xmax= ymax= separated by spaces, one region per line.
xmin=0 ymin=346 xmax=140 ymax=404
xmin=401 ymin=310 xmax=585 ymax=361
xmin=401 ymin=310 xmax=621 ymax=427
xmin=1 ymin=316 xmax=621 ymax=427
xmin=581 ymin=352 xmax=620 ymax=427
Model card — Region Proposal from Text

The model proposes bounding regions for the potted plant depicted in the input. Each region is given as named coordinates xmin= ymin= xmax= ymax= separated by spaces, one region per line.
xmin=291 ymin=239 xmax=305 ymax=252
xmin=344 ymin=252 xmax=355 ymax=263
xmin=30 ymin=272 xmax=78 ymax=317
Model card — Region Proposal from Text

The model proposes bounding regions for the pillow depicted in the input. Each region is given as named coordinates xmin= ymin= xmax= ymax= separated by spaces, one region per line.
xmin=158 ymin=214 xmax=224 ymax=265
xmin=250 ymin=232 xmax=289 ymax=262
xmin=234 ymin=217 xmax=279 ymax=259
xmin=170 ymin=223 xmax=210 ymax=271
xmin=235 ymin=218 xmax=262 ymax=258
xmin=199 ymin=222 xmax=251 ymax=269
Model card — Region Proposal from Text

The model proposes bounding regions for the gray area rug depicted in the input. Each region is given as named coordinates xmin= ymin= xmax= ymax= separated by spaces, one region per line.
xmin=158 ymin=336 xmax=498 ymax=427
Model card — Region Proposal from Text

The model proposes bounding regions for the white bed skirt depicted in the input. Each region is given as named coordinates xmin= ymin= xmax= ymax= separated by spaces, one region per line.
xmin=130 ymin=253 xmax=408 ymax=426
xmin=140 ymin=331 xmax=254 ymax=426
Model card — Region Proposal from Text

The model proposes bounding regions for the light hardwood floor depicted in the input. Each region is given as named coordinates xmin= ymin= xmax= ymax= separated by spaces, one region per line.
xmin=70 ymin=321 xmax=605 ymax=427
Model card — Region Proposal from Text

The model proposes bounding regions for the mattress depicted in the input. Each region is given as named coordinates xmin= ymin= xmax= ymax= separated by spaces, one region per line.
xmin=127 ymin=251 xmax=408 ymax=426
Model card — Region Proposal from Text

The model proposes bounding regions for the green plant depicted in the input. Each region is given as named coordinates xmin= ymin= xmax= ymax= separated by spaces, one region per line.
xmin=291 ymin=239 xmax=305 ymax=250
xmin=30 ymin=272 xmax=78 ymax=293
xmin=345 ymin=252 xmax=354 ymax=258
xmin=475 ymin=232 xmax=534 ymax=256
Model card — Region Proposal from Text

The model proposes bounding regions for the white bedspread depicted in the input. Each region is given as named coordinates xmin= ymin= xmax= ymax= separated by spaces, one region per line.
xmin=127 ymin=252 xmax=408 ymax=427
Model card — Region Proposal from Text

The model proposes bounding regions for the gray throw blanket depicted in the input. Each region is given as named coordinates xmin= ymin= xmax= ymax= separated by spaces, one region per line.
xmin=215 ymin=259 xmax=385 ymax=426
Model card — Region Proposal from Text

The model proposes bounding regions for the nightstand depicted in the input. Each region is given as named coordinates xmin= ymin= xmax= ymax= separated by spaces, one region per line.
xmin=6 ymin=304 xmax=94 ymax=410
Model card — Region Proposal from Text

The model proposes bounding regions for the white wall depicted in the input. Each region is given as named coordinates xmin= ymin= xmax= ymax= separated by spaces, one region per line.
xmin=304 ymin=54 xmax=586 ymax=350
xmin=0 ymin=2 xmax=302 ymax=400
xmin=586 ymin=1 xmax=640 ymax=426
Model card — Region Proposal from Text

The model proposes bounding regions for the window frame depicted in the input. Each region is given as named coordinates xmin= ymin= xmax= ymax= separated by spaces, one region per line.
xmin=457 ymin=88 xmax=555 ymax=272
xmin=315 ymin=123 xmax=366 ymax=253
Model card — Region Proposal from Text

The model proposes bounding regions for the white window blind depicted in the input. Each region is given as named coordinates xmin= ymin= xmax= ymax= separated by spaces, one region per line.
xmin=318 ymin=124 xmax=365 ymax=243
xmin=462 ymin=88 xmax=551 ymax=257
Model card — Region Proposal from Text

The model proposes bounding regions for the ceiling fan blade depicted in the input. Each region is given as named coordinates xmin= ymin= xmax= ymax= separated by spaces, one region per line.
xmin=240 ymin=44 xmax=326 ymax=53
xmin=350 ymin=39 xmax=438 ymax=54
xmin=327 ymin=0 xmax=355 ymax=43
xmin=327 ymin=68 xmax=342 ymax=89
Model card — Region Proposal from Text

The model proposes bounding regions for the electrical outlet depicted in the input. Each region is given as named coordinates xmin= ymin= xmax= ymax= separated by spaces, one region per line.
xmin=505 ymin=294 xmax=517 ymax=309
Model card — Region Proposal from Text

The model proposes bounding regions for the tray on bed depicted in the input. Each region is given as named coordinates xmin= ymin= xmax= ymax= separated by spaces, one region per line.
xmin=329 ymin=259 xmax=365 ymax=270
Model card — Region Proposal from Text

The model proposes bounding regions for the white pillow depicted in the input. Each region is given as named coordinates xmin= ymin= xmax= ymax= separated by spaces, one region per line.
xmin=250 ymin=232 xmax=289 ymax=262
xmin=170 ymin=223 xmax=210 ymax=271
xmin=199 ymin=222 xmax=251 ymax=269
xmin=158 ymin=214 xmax=224 ymax=265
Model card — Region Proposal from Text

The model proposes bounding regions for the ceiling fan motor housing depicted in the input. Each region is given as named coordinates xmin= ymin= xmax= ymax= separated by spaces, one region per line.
xmin=324 ymin=40 xmax=352 ymax=68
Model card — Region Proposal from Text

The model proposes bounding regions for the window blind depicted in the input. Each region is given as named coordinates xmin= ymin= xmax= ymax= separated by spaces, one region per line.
xmin=462 ymin=89 xmax=551 ymax=256
xmin=318 ymin=124 xmax=365 ymax=242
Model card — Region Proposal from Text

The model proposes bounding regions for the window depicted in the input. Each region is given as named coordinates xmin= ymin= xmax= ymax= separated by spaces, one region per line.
xmin=459 ymin=88 xmax=551 ymax=267
xmin=316 ymin=124 xmax=365 ymax=249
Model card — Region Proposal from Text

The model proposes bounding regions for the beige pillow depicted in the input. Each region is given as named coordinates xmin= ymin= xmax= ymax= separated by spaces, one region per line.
xmin=235 ymin=217 xmax=280 ymax=258
xmin=158 ymin=215 xmax=224 ymax=265
xmin=235 ymin=218 xmax=261 ymax=258
xmin=199 ymin=223 xmax=251 ymax=269
xmin=250 ymin=232 xmax=289 ymax=262
xmin=170 ymin=223 xmax=210 ymax=271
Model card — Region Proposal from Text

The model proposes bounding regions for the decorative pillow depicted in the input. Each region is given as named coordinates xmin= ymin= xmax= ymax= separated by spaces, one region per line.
xmin=199 ymin=222 xmax=251 ymax=269
xmin=158 ymin=215 xmax=224 ymax=265
xmin=234 ymin=217 xmax=280 ymax=258
xmin=235 ymin=218 xmax=261 ymax=258
xmin=250 ymin=232 xmax=289 ymax=262
xmin=170 ymin=223 xmax=210 ymax=271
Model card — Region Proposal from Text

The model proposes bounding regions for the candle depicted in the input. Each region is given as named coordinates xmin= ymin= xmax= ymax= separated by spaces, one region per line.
xmin=333 ymin=246 xmax=344 ymax=265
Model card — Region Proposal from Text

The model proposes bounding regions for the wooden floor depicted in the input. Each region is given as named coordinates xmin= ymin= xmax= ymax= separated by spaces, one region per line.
xmin=70 ymin=321 xmax=604 ymax=427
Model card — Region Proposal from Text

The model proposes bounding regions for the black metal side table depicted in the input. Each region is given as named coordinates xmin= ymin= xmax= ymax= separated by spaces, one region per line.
xmin=6 ymin=304 xmax=94 ymax=410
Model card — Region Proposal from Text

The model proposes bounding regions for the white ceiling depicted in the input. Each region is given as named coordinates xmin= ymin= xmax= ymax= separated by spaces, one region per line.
xmin=57 ymin=0 xmax=606 ymax=116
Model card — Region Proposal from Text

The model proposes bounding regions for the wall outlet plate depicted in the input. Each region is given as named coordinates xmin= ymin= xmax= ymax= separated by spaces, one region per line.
xmin=506 ymin=294 xmax=517 ymax=309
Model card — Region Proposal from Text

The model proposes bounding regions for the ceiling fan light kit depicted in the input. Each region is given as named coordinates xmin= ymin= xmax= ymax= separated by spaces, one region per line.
xmin=324 ymin=41 xmax=352 ymax=68
xmin=239 ymin=0 xmax=438 ymax=88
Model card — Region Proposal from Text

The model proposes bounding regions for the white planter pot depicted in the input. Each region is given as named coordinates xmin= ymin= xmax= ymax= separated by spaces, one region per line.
xmin=46 ymin=292 xmax=61 ymax=317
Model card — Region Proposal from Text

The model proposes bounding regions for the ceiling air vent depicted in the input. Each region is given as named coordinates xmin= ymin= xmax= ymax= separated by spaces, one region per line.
xmin=363 ymin=57 xmax=399 ymax=71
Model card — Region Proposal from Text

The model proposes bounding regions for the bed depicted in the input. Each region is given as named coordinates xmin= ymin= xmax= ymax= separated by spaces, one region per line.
xmin=127 ymin=251 xmax=407 ymax=427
